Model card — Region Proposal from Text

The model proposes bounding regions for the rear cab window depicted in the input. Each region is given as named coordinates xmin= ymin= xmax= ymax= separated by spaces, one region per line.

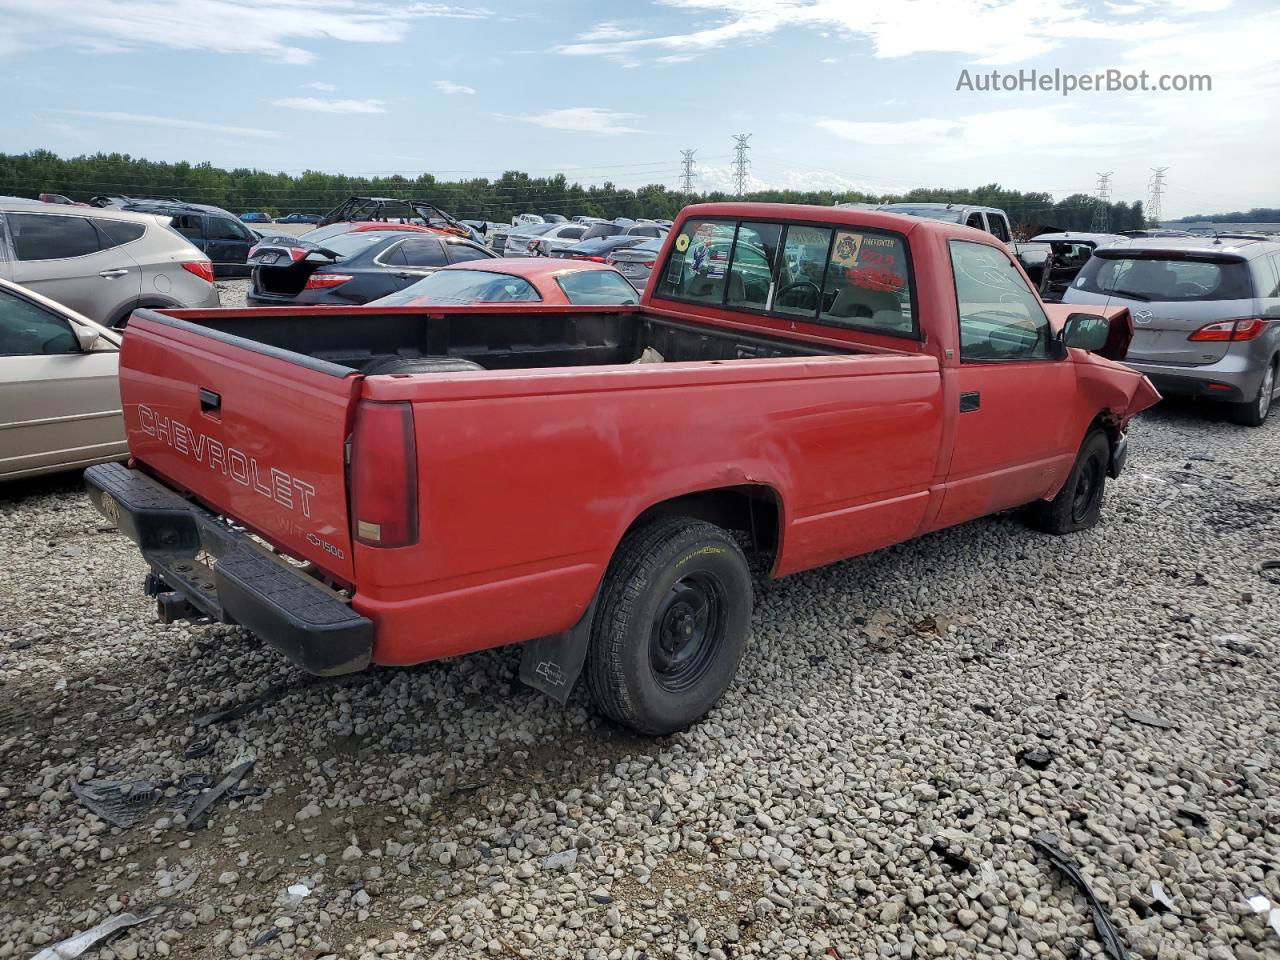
xmin=1074 ymin=254 xmax=1253 ymax=301
xmin=654 ymin=216 xmax=918 ymax=339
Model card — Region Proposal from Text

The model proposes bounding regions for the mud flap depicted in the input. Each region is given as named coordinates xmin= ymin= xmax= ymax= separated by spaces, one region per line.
xmin=519 ymin=592 xmax=600 ymax=705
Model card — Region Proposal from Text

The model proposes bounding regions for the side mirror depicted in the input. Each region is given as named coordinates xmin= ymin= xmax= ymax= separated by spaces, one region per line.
xmin=1061 ymin=310 xmax=1131 ymax=362
xmin=74 ymin=325 xmax=101 ymax=352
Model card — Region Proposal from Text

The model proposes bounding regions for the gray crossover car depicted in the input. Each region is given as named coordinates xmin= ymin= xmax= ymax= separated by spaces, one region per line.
xmin=0 ymin=199 xmax=221 ymax=328
xmin=1063 ymin=236 xmax=1280 ymax=426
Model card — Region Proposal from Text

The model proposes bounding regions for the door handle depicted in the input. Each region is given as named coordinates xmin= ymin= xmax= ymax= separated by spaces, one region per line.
xmin=98 ymin=268 xmax=129 ymax=279
xmin=199 ymin=387 xmax=221 ymax=418
xmin=959 ymin=391 xmax=981 ymax=413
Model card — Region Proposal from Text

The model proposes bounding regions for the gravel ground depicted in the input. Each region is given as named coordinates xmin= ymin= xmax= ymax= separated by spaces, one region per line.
xmin=2 ymin=399 xmax=1279 ymax=960
xmin=217 ymin=279 xmax=249 ymax=309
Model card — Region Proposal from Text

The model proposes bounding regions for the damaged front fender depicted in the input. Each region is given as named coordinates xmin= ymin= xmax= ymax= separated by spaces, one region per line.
xmin=1075 ymin=352 xmax=1162 ymax=428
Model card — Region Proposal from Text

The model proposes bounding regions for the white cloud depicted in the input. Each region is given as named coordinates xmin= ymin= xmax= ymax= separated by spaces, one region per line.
xmin=504 ymin=107 xmax=646 ymax=135
xmin=818 ymin=106 xmax=1161 ymax=156
xmin=433 ymin=79 xmax=476 ymax=95
xmin=0 ymin=0 xmax=491 ymax=64
xmin=271 ymin=97 xmax=387 ymax=114
xmin=574 ymin=21 xmax=644 ymax=43
xmin=558 ymin=0 xmax=1217 ymax=66
xmin=59 ymin=109 xmax=282 ymax=140
xmin=302 ymin=81 xmax=337 ymax=92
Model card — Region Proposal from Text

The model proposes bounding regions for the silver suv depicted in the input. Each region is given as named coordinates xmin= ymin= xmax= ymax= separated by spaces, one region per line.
xmin=0 ymin=200 xmax=220 ymax=328
xmin=1063 ymin=236 xmax=1280 ymax=426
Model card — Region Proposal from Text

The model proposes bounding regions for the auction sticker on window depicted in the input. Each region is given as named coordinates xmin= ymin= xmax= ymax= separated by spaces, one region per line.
xmin=674 ymin=234 xmax=690 ymax=252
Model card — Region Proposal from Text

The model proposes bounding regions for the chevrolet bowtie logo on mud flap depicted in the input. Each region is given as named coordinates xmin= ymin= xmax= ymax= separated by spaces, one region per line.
xmin=535 ymin=660 xmax=567 ymax=687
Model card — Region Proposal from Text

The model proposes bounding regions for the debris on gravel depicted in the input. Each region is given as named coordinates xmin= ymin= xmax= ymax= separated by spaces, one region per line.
xmin=0 ymin=403 xmax=1277 ymax=959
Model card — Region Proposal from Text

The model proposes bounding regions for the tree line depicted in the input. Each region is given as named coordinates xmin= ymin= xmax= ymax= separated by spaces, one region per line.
xmin=1171 ymin=208 xmax=1280 ymax=223
xmin=1 ymin=149 xmax=1148 ymax=233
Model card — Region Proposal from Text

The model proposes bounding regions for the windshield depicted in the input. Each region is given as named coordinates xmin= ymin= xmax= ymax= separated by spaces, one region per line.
xmin=557 ymin=269 xmax=639 ymax=305
xmin=881 ymin=205 xmax=964 ymax=224
xmin=511 ymin=223 xmax=556 ymax=237
xmin=374 ymin=269 xmax=541 ymax=305
xmin=318 ymin=232 xmax=411 ymax=259
xmin=299 ymin=223 xmax=356 ymax=244
xmin=1074 ymin=254 xmax=1253 ymax=302
xmin=581 ymin=223 xmax=624 ymax=241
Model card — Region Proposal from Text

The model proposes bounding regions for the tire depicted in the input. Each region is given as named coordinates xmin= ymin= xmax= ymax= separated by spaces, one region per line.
xmin=1227 ymin=359 xmax=1276 ymax=427
xmin=585 ymin=517 xmax=752 ymax=735
xmin=1027 ymin=429 xmax=1110 ymax=535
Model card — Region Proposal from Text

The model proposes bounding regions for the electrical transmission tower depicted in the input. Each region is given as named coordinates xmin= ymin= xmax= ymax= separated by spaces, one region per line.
xmin=679 ymin=149 xmax=697 ymax=197
xmin=731 ymin=134 xmax=752 ymax=197
xmin=1147 ymin=167 xmax=1169 ymax=225
xmin=1089 ymin=171 xmax=1113 ymax=232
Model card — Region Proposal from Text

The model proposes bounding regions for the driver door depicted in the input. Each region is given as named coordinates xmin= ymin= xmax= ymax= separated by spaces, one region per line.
xmin=936 ymin=239 xmax=1077 ymax=527
xmin=0 ymin=286 xmax=124 ymax=478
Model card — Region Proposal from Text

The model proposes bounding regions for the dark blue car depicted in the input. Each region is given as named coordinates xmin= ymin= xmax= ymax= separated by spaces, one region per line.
xmin=246 ymin=229 xmax=497 ymax=306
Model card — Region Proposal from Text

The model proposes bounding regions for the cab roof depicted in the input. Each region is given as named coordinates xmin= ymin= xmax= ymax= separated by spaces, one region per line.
xmin=675 ymin=201 xmax=992 ymax=241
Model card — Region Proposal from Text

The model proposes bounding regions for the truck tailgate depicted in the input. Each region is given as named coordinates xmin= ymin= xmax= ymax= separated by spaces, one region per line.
xmin=118 ymin=310 xmax=361 ymax=582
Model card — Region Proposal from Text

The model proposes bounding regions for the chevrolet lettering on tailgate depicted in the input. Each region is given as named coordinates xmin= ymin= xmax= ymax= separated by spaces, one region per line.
xmin=137 ymin=403 xmax=317 ymax=517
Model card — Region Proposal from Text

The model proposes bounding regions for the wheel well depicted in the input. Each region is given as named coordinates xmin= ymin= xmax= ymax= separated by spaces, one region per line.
xmin=628 ymin=485 xmax=782 ymax=561
xmin=110 ymin=297 xmax=179 ymax=329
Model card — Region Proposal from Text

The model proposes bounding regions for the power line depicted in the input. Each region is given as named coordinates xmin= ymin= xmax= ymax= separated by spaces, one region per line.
xmin=731 ymin=134 xmax=751 ymax=197
xmin=1147 ymin=167 xmax=1169 ymax=224
xmin=1089 ymin=171 xmax=1113 ymax=232
xmin=679 ymin=149 xmax=697 ymax=198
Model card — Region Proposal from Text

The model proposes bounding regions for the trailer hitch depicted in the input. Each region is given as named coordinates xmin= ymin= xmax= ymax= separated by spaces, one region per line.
xmin=156 ymin=591 xmax=200 ymax=624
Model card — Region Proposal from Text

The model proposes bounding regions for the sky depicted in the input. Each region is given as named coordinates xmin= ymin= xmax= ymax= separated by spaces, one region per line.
xmin=0 ymin=0 xmax=1275 ymax=218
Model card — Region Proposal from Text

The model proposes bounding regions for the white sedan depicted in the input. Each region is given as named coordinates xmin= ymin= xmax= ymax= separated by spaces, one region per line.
xmin=0 ymin=278 xmax=126 ymax=481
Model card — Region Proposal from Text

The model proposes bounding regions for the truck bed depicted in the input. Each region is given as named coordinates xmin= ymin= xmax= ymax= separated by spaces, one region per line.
xmin=156 ymin=304 xmax=856 ymax=373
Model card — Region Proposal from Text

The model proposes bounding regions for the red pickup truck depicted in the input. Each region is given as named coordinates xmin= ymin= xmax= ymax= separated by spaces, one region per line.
xmin=87 ymin=204 xmax=1158 ymax=735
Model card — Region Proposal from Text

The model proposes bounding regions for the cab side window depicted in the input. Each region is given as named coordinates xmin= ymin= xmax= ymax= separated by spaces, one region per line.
xmin=950 ymin=240 xmax=1053 ymax=361
xmin=0 ymin=288 xmax=79 ymax=355
xmin=987 ymin=215 xmax=1010 ymax=243
xmin=966 ymin=213 xmax=985 ymax=231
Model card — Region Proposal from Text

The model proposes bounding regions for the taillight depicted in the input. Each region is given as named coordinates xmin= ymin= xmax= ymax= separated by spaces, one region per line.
xmin=1189 ymin=318 xmax=1266 ymax=342
xmin=350 ymin=401 xmax=418 ymax=548
xmin=588 ymin=256 xmax=606 ymax=263
xmin=181 ymin=260 xmax=215 ymax=284
xmin=304 ymin=273 xmax=353 ymax=290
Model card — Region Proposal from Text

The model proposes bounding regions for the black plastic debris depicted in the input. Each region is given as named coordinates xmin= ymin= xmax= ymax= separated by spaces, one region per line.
xmin=252 ymin=926 xmax=281 ymax=948
xmin=1175 ymin=804 xmax=1208 ymax=828
xmin=184 ymin=739 xmax=214 ymax=759
xmin=1030 ymin=832 xmax=1129 ymax=960
xmin=30 ymin=906 xmax=165 ymax=960
xmin=179 ymin=772 xmax=215 ymax=791
xmin=68 ymin=778 xmax=169 ymax=828
xmin=193 ymin=683 xmax=288 ymax=728
xmin=1017 ymin=748 xmax=1054 ymax=771
xmin=930 ymin=838 xmax=975 ymax=874
xmin=1123 ymin=708 xmax=1177 ymax=731
xmin=185 ymin=758 xmax=256 ymax=830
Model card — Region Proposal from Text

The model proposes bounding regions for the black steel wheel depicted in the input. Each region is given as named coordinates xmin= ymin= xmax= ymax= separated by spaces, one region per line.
xmin=586 ymin=518 xmax=752 ymax=735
